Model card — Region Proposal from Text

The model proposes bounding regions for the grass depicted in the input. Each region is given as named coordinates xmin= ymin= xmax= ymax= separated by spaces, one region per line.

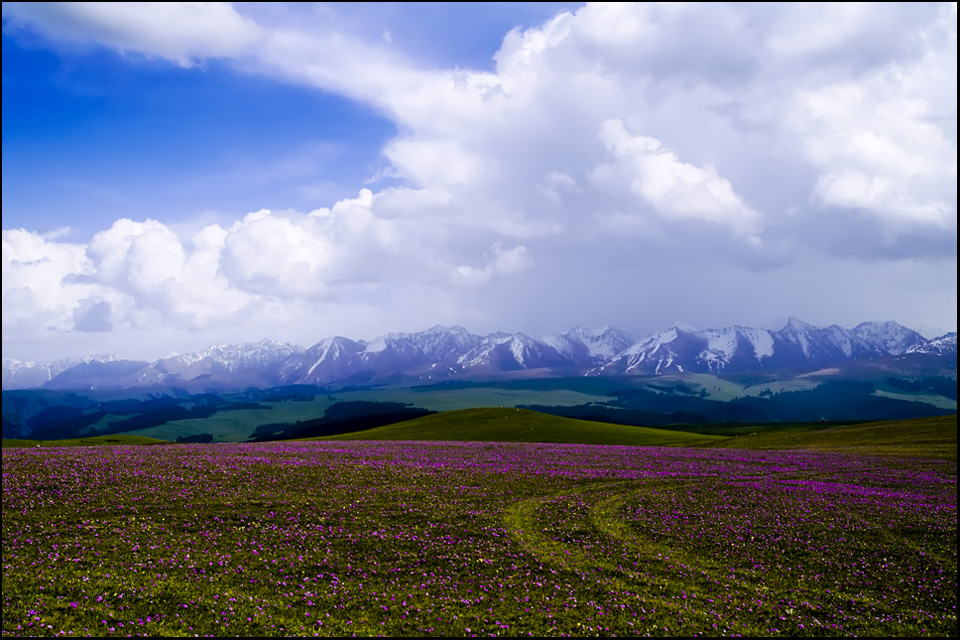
xmin=314 ymin=407 xmax=725 ymax=447
xmin=644 ymin=420 xmax=851 ymax=437
xmin=1 ymin=435 xmax=170 ymax=448
xmin=107 ymin=400 xmax=338 ymax=443
xmin=311 ymin=408 xmax=958 ymax=460
xmin=7 ymin=409 xmax=956 ymax=463
xmin=2 ymin=440 xmax=954 ymax=637
xmin=119 ymin=390 xmax=614 ymax=442
xmin=710 ymin=414 xmax=958 ymax=460
xmin=872 ymin=389 xmax=957 ymax=411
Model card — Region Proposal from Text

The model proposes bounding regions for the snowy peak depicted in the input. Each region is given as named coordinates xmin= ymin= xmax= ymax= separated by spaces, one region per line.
xmin=121 ymin=339 xmax=305 ymax=388
xmin=906 ymin=332 xmax=958 ymax=356
xmin=2 ymin=357 xmax=86 ymax=390
xmin=458 ymin=332 xmax=571 ymax=372
xmin=278 ymin=337 xmax=362 ymax=385
xmin=774 ymin=319 xmax=822 ymax=358
xmin=542 ymin=326 xmax=636 ymax=363
xmin=608 ymin=326 xmax=708 ymax=375
xmin=389 ymin=325 xmax=482 ymax=361
xmin=42 ymin=358 xmax=152 ymax=390
xmin=783 ymin=317 xmax=817 ymax=332
xmin=772 ymin=321 xmax=879 ymax=364
xmin=600 ymin=319 xmax=942 ymax=376
xmin=697 ymin=326 xmax=776 ymax=372
xmin=566 ymin=325 xmax=636 ymax=359
xmin=670 ymin=321 xmax=701 ymax=333
xmin=853 ymin=321 xmax=928 ymax=355
xmin=158 ymin=339 xmax=302 ymax=372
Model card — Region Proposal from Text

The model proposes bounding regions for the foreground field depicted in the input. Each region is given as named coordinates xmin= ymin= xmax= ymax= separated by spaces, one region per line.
xmin=2 ymin=441 xmax=956 ymax=637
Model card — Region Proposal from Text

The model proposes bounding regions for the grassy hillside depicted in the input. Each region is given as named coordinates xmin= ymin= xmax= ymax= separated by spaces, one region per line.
xmin=318 ymin=408 xmax=956 ymax=460
xmin=1 ymin=434 xmax=170 ymax=448
xmin=70 ymin=388 xmax=614 ymax=442
xmin=315 ymin=407 xmax=725 ymax=446
xmin=5 ymin=401 xmax=954 ymax=462
xmin=712 ymin=414 xmax=957 ymax=460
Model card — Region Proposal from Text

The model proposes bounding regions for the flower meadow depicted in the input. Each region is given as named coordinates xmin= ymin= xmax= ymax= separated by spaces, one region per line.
xmin=2 ymin=441 xmax=956 ymax=637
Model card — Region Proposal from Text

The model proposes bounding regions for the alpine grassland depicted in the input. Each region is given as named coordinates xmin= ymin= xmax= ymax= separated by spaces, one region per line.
xmin=2 ymin=414 xmax=956 ymax=636
xmin=317 ymin=407 xmax=725 ymax=447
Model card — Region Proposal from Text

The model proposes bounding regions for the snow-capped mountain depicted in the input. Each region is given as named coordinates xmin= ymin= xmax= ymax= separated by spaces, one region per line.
xmin=278 ymin=336 xmax=366 ymax=385
xmin=600 ymin=324 xmax=710 ymax=375
xmin=543 ymin=326 xmax=637 ymax=364
xmin=362 ymin=325 xmax=482 ymax=365
xmin=456 ymin=332 xmax=572 ymax=373
xmin=277 ymin=326 xmax=488 ymax=385
xmin=771 ymin=318 xmax=883 ymax=368
xmin=2 ymin=355 xmax=122 ymax=390
xmin=21 ymin=341 xmax=304 ymax=390
xmin=2 ymin=357 xmax=84 ymax=390
xmin=574 ymin=319 xmax=924 ymax=376
xmin=906 ymin=332 xmax=958 ymax=356
xmin=852 ymin=321 xmax=928 ymax=356
xmin=159 ymin=339 xmax=303 ymax=372
xmin=42 ymin=357 xmax=150 ymax=390
xmin=135 ymin=339 xmax=304 ymax=388
xmin=3 ymin=320 xmax=956 ymax=390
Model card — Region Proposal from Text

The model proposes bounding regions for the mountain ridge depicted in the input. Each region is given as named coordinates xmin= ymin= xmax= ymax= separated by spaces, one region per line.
xmin=3 ymin=321 xmax=956 ymax=391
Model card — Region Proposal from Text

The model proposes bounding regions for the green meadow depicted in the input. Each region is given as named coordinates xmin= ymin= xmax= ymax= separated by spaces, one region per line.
xmin=2 ymin=412 xmax=956 ymax=636
xmin=316 ymin=407 xmax=725 ymax=447
xmin=2 ymin=434 xmax=170 ymax=448
xmin=710 ymin=415 xmax=958 ymax=460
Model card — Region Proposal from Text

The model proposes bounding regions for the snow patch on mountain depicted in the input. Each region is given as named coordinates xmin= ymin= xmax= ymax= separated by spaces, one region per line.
xmin=363 ymin=339 xmax=388 ymax=354
xmin=741 ymin=328 xmax=774 ymax=359
xmin=705 ymin=328 xmax=738 ymax=360
xmin=509 ymin=337 xmax=527 ymax=366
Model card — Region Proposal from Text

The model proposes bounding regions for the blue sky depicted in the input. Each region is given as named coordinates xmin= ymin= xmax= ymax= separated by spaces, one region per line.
xmin=3 ymin=37 xmax=393 ymax=237
xmin=3 ymin=3 xmax=583 ymax=238
xmin=2 ymin=2 xmax=957 ymax=361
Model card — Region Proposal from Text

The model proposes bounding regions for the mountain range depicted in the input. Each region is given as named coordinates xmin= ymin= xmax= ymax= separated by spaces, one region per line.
xmin=3 ymin=320 xmax=956 ymax=391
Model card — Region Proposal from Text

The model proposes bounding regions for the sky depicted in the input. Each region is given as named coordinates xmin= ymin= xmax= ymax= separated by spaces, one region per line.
xmin=2 ymin=2 xmax=957 ymax=362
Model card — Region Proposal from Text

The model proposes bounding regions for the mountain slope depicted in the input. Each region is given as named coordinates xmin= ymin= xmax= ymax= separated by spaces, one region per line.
xmin=852 ymin=321 xmax=927 ymax=355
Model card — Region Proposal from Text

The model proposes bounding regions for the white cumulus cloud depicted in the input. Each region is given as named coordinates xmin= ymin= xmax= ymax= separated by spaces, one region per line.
xmin=593 ymin=119 xmax=761 ymax=238
xmin=3 ymin=2 xmax=262 ymax=66
xmin=2 ymin=2 xmax=956 ymax=358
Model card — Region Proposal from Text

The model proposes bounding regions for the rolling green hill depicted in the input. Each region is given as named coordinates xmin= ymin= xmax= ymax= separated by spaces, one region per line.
xmin=5 ymin=404 xmax=954 ymax=462
xmin=711 ymin=414 xmax=957 ymax=460
xmin=316 ymin=408 xmax=956 ymax=460
xmin=315 ymin=407 xmax=725 ymax=446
